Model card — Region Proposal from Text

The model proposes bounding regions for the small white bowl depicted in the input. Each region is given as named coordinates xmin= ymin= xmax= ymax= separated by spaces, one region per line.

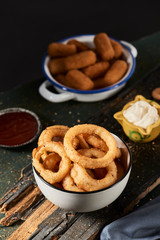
xmin=33 ymin=133 xmax=132 ymax=212
xmin=39 ymin=34 xmax=137 ymax=102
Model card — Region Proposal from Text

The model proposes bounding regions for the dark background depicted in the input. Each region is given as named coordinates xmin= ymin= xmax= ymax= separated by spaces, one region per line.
xmin=1 ymin=0 xmax=160 ymax=92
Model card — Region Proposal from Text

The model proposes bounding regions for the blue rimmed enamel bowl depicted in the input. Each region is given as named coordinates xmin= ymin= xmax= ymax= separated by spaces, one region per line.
xmin=40 ymin=35 xmax=137 ymax=103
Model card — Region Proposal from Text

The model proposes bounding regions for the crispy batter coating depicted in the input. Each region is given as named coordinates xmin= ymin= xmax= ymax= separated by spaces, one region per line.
xmin=94 ymin=33 xmax=115 ymax=61
xmin=62 ymin=173 xmax=85 ymax=192
xmin=86 ymin=134 xmax=108 ymax=152
xmin=66 ymin=69 xmax=94 ymax=90
xmin=48 ymin=42 xmax=77 ymax=57
xmin=55 ymin=74 xmax=73 ymax=88
xmin=93 ymin=77 xmax=109 ymax=89
xmin=70 ymin=161 xmax=117 ymax=191
xmin=104 ymin=60 xmax=128 ymax=85
xmin=48 ymin=58 xmax=66 ymax=75
xmin=64 ymin=50 xmax=97 ymax=71
xmin=111 ymin=40 xmax=122 ymax=59
xmin=82 ymin=61 xmax=110 ymax=79
xmin=48 ymin=51 xmax=97 ymax=75
xmin=67 ymin=39 xmax=91 ymax=52
xmin=63 ymin=124 xmax=117 ymax=169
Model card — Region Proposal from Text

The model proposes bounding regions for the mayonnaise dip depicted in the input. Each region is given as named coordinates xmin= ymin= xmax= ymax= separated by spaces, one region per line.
xmin=123 ymin=100 xmax=159 ymax=129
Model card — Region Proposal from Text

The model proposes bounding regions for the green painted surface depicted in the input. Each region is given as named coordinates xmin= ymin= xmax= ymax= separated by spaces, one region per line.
xmin=0 ymin=32 xmax=160 ymax=239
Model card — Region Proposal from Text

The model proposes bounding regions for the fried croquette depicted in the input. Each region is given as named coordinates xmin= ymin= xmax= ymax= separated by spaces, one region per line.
xmin=48 ymin=50 xmax=97 ymax=75
xmin=93 ymin=77 xmax=109 ymax=89
xmin=55 ymin=74 xmax=72 ymax=88
xmin=64 ymin=50 xmax=97 ymax=71
xmin=104 ymin=60 xmax=128 ymax=85
xmin=82 ymin=61 xmax=110 ymax=79
xmin=67 ymin=39 xmax=91 ymax=52
xmin=48 ymin=58 xmax=66 ymax=75
xmin=65 ymin=69 xmax=94 ymax=90
xmin=111 ymin=40 xmax=122 ymax=59
xmin=94 ymin=33 xmax=115 ymax=61
xmin=48 ymin=42 xmax=77 ymax=57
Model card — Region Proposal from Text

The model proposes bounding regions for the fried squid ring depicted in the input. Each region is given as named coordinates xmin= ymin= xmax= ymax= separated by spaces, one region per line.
xmin=115 ymin=147 xmax=121 ymax=159
xmin=64 ymin=124 xmax=117 ymax=169
xmin=85 ymin=134 xmax=108 ymax=152
xmin=78 ymin=148 xmax=106 ymax=158
xmin=38 ymin=125 xmax=69 ymax=146
xmin=32 ymin=142 xmax=71 ymax=184
xmin=62 ymin=173 xmax=85 ymax=192
xmin=71 ymin=162 xmax=117 ymax=191
xmin=115 ymin=159 xmax=125 ymax=181
xmin=43 ymin=152 xmax=61 ymax=171
xmin=76 ymin=134 xmax=90 ymax=149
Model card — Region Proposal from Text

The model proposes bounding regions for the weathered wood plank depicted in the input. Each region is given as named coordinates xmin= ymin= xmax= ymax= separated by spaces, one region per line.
xmin=0 ymin=165 xmax=45 ymax=226
xmin=27 ymin=209 xmax=81 ymax=240
xmin=0 ymin=164 xmax=34 ymax=211
xmin=0 ymin=186 xmax=44 ymax=226
xmin=7 ymin=200 xmax=57 ymax=240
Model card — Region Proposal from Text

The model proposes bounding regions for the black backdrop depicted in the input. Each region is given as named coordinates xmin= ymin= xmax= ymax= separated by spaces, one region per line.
xmin=1 ymin=0 xmax=160 ymax=91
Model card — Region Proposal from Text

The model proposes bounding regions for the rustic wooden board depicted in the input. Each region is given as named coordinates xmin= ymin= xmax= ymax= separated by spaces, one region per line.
xmin=1 ymin=66 xmax=160 ymax=239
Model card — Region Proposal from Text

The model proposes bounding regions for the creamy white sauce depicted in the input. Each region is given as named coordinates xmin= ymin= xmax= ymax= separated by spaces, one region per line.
xmin=123 ymin=100 xmax=159 ymax=129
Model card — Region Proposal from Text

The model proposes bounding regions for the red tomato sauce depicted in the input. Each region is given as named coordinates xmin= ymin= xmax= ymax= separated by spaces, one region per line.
xmin=0 ymin=112 xmax=38 ymax=146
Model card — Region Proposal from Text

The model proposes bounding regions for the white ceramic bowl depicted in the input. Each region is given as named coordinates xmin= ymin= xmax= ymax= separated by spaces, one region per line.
xmin=39 ymin=34 xmax=137 ymax=102
xmin=33 ymin=133 xmax=132 ymax=212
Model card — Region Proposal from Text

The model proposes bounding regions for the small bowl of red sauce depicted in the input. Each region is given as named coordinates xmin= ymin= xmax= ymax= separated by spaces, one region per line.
xmin=0 ymin=108 xmax=41 ymax=148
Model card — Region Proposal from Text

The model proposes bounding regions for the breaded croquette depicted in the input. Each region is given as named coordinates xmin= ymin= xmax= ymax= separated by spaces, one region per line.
xmin=48 ymin=58 xmax=66 ymax=75
xmin=64 ymin=50 xmax=97 ymax=71
xmin=93 ymin=77 xmax=109 ymax=89
xmin=67 ymin=39 xmax=91 ymax=52
xmin=111 ymin=40 xmax=122 ymax=59
xmin=55 ymin=74 xmax=73 ymax=88
xmin=47 ymin=33 xmax=129 ymax=91
xmin=82 ymin=61 xmax=110 ymax=79
xmin=48 ymin=50 xmax=97 ymax=75
xmin=48 ymin=42 xmax=77 ymax=57
xmin=104 ymin=60 xmax=128 ymax=85
xmin=94 ymin=33 xmax=115 ymax=61
xmin=66 ymin=70 xmax=94 ymax=90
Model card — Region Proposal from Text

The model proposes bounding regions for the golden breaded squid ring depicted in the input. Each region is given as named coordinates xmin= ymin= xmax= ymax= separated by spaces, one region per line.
xmin=64 ymin=124 xmax=117 ymax=169
xmin=85 ymin=134 xmax=108 ymax=152
xmin=38 ymin=125 xmax=69 ymax=146
xmin=32 ymin=142 xmax=71 ymax=184
xmin=78 ymin=148 xmax=106 ymax=158
xmin=76 ymin=133 xmax=90 ymax=149
xmin=71 ymin=162 xmax=117 ymax=191
xmin=43 ymin=152 xmax=61 ymax=171
xmin=62 ymin=173 xmax=85 ymax=192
